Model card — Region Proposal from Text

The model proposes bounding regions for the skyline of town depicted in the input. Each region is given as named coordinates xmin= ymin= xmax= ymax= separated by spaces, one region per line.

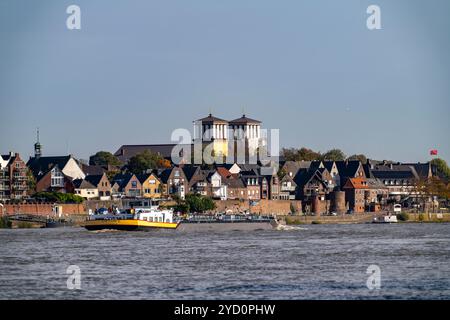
xmin=1 ymin=114 xmax=446 ymax=164
xmin=1 ymin=0 xmax=449 ymax=163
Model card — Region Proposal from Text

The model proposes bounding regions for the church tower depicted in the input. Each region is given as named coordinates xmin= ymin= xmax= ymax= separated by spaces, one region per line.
xmin=229 ymin=114 xmax=263 ymax=163
xmin=34 ymin=128 xmax=42 ymax=159
xmin=193 ymin=113 xmax=229 ymax=160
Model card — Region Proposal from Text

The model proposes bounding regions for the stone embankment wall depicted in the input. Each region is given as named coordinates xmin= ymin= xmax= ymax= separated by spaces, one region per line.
xmin=213 ymin=200 xmax=302 ymax=215
xmin=2 ymin=203 xmax=85 ymax=216
xmin=284 ymin=212 xmax=450 ymax=224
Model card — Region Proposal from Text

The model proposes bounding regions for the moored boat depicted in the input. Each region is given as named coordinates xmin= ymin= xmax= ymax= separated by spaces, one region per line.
xmin=372 ymin=214 xmax=398 ymax=224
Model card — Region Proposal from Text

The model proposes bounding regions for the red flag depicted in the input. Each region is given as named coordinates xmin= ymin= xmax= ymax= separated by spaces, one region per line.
xmin=430 ymin=149 xmax=438 ymax=155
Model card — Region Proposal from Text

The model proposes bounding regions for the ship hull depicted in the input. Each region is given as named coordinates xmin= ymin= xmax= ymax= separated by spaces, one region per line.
xmin=83 ymin=219 xmax=179 ymax=231
xmin=177 ymin=220 xmax=277 ymax=232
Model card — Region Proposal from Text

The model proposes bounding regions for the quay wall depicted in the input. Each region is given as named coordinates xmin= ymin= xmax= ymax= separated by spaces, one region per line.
xmin=285 ymin=212 xmax=450 ymax=224
xmin=2 ymin=203 xmax=86 ymax=216
xmin=213 ymin=200 xmax=302 ymax=215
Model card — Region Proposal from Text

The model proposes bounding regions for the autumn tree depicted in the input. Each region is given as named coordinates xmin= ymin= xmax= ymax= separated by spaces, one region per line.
xmin=431 ymin=158 xmax=450 ymax=182
xmin=127 ymin=150 xmax=169 ymax=174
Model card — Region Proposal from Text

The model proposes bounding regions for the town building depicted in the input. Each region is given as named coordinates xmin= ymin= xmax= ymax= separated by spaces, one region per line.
xmin=193 ymin=113 xmax=230 ymax=159
xmin=342 ymin=177 xmax=388 ymax=213
xmin=73 ymin=178 xmax=98 ymax=199
xmin=157 ymin=167 xmax=187 ymax=200
xmin=0 ymin=152 xmax=28 ymax=200
xmin=111 ymin=174 xmax=142 ymax=198
xmin=138 ymin=172 xmax=162 ymax=200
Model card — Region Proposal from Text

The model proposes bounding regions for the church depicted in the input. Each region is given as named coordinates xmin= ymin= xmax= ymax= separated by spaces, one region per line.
xmin=193 ymin=113 xmax=264 ymax=161
xmin=114 ymin=113 xmax=266 ymax=165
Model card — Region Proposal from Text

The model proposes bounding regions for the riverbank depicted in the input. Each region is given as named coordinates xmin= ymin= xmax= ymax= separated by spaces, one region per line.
xmin=283 ymin=212 xmax=450 ymax=225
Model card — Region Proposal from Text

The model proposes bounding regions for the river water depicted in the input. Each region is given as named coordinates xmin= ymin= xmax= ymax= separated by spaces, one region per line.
xmin=0 ymin=223 xmax=449 ymax=299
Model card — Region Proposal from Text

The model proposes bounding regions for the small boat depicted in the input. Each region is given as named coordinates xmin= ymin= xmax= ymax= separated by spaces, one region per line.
xmin=372 ymin=215 xmax=398 ymax=224
xmin=82 ymin=208 xmax=179 ymax=231
xmin=44 ymin=219 xmax=74 ymax=228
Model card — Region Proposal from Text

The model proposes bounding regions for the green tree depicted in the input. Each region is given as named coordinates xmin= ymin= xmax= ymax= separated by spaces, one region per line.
xmin=26 ymin=168 xmax=36 ymax=195
xmin=322 ymin=149 xmax=346 ymax=161
xmin=32 ymin=192 xmax=84 ymax=203
xmin=89 ymin=151 xmax=122 ymax=166
xmin=127 ymin=150 xmax=165 ymax=175
xmin=185 ymin=193 xmax=216 ymax=213
xmin=282 ymin=147 xmax=321 ymax=161
xmin=347 ymin=154 xmax=368 ymax=163
xmin=431 ymin=158 xmax=450 ymax=181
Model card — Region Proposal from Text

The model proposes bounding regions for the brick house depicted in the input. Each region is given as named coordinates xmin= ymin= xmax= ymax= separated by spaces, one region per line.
xmin=0 ymin=152 xmax=28 ymax=200
xmin=335 ymin=160 xmax=366 ymax=189
xmin=241 ymin=170 xmax=261 ymax=200
xmin=157 ymin=167 xmax=187 ymax=200
xmin=223 ymin=176 xmax=247 ymax=200
xmin=138 ymin=172 xmax=162 ymax=200
xmin=342 ymin=177 xmax=388 ymax=213
xmin=295 ymin=168 xmax=332 ymax=201
xmin=35 ymin=165 xmax=75 ymax=194
xmin=278 ymin=174 xmax=297 ymax=200
xmin=81 ymin=173 xmax=112 ymax=200
xmin=111 ymin=174 xmax=142 ymax=198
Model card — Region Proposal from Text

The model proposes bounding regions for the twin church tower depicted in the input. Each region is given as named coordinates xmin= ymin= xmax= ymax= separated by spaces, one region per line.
xmin=193 ymin=113 xmax=265 ymax=160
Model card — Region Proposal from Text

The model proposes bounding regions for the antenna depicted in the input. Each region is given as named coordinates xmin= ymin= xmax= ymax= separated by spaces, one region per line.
xmin=37 ymin=127 xmax=40 ymax=143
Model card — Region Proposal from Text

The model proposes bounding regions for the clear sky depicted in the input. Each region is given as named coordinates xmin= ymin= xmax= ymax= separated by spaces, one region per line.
xmin=0 ymin=0 xmax=449 ymax=163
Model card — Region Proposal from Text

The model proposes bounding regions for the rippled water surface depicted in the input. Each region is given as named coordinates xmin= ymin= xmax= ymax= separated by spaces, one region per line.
xmin=1 ymin=223 xmax=449 ymax=299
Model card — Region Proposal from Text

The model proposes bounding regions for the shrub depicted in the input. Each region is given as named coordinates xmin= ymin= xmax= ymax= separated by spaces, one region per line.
xmin=184 ymin=194 xmax=216 ymax=213
xmin=0 ymin=217 xmax=12 ymax=229
xmin=396 ymin=212 xmax=409 ymax=221
xmin=290 ymin=203 xmax=298 ymax=215
xmin=418 ymin=213 xmax=425 ymax=222
xmin=32 ymin=192 xmax=84 ymax=204
xmin=311 ymin=220 xmax=322 ymax=224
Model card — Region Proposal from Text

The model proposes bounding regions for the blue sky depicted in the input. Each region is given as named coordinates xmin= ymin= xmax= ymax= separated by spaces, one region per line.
xmin=0 ymin=0 xmax=449 ymax=162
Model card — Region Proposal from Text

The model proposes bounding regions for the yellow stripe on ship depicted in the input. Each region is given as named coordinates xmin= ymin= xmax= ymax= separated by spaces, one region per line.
xmin=83 ymin=219 xmax=179 ymax=229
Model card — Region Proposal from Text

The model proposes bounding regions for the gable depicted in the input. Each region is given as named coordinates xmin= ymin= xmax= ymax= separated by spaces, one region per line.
xmin=62 ymin=157 xmax=85 ymax=180
xmin=126 ymin=175 xmax=141 ymax=189
xmin=228 ymin=164 xmax=241 ymax=174
xmin=144 ymin=174 xmax=160 ymax=186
